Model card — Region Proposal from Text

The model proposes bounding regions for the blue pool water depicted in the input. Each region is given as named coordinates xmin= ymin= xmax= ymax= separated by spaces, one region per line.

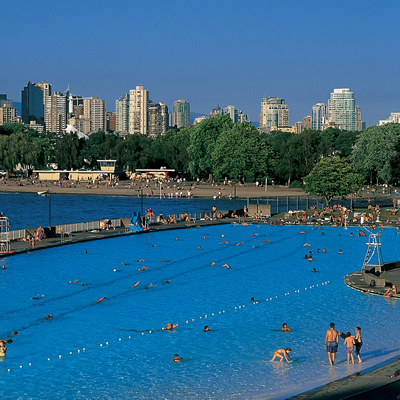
xmin=1 ymin=222 xmax=400 ymax=399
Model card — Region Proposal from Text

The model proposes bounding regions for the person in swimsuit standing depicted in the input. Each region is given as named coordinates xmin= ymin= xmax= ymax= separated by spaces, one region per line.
xmin=324 ymin=322 xmax=339 ymax=365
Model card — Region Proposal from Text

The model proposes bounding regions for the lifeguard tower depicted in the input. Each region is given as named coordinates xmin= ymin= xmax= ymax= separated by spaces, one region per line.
xmin=0 ymin=215 xmax=11 ymax=253
xmin=362 ymin=230 xmax=384 ymax=273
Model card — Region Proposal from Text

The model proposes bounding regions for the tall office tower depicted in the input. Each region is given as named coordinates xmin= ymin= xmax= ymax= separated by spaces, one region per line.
xmin=115 ymin=93 xmax=129 ymax=133
xmin=210 ymin=105 xmax=223 ymax=118
xmin=173 ymin=99 xmax=190 ymax=128
xmin=129 ymin=86 xmax=149 ymax=135
xmin=328 ymin=88 xmax=355 ymax=131
xmin=355 ymin=105 xmax=365 ymax=131
xmin=45 ymin=92 xmax=67 ymax=133
xmin=0 ymin=104 xmax=17 ymax=125
xmin=259 ymin=96 xmax=289 ymax=128
xmin=159 ymin=102 xmax=169 ymax=135
xmin=303 ymin=115 xmax=311 ymax=130
xmin=21 ymin=80 xmax=45 ymax=123
xmin=311 ymin=103 xmax=328 ymax=130
xmin=90 ymin=97 xmax=106 ymax=133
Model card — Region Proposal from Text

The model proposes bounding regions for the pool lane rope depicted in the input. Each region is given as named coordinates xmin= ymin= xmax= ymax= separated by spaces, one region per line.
xmin=4 ymin=280 xmax=329 ymax=373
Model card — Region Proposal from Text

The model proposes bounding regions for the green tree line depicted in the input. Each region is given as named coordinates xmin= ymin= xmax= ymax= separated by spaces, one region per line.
xmin=1 ymin=118 xmax=400 ymax=187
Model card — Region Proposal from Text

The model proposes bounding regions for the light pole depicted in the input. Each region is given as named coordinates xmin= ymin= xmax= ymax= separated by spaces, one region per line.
xmin=37 ymin=190 xmax=51 ymax=228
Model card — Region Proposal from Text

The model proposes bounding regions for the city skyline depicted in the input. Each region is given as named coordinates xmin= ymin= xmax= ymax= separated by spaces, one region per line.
xmin=1 ymin=0 xmax=399 ymax=128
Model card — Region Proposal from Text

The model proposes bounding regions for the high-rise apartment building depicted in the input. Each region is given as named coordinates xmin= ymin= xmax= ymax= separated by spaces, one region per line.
xmin=129 ymin=86 xmax=149 ymax=135
xmin=90 ymin=97 xmax=106 ymax=133
xmin=148 ymin=101 xmax=169 ymax=137
xmin=223 ymin=105 xmax=250 ymax=124
xmin=210 ymin=105 xmax=223 ymax=118
xmin=21 ymin=81 xmax=45 ymax=124
xmin=159 ymin=102 xmax=169 ymax=135
xmin=260 ymin=96 xmax=289 ymax=128
xmin=116 ymin=93 xmax=129 ymax=134
xmin=355 ymin=105 xmax=365 ymax=131
xmin=0 ymin=104 xmax=17 ymax=125
xmin=45 ymin=91 xmax=67 ymax=133
xmin=311 ymin=103 xmax=328 ymax=130
xmin=0 ymin=94 xmax=13 ymax=108
xmin=328 ymin=89 xmax=355 ymax=131
xmin=82 ymin=97 xmax=106 ymax=133
xmin=173 ymin=100 xmax=190 ymax=128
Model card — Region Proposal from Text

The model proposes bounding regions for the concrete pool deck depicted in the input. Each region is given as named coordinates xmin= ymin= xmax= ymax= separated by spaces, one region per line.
xmin=2 ymin=217 xmax=400 ymax=399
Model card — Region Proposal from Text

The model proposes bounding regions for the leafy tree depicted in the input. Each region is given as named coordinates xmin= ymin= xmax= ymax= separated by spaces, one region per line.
xmin=54 ymin=133 xmax=85 ymax=170
xmin=350 ymin=123 xmax=400 ymax=183
xmin=304 ymin=157 xmax=363 ymax=206
xmin=211 ymin=123 xmax=275 ymax=181
xmin=187 ymin=115 xmax=233 ymax=176
xmin=83 ymin=130 xmax=121 ymax=167
xmin=334 ymin=130 xmax=360 ymax=157
xmin=320 ymin=127 xmax=341 ymax=146
xmin=115 ymin=134 xmax=152 ymax=172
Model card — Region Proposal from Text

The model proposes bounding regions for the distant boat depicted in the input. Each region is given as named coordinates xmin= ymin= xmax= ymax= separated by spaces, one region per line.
xmin=37 ymin=190 xmax=49 ymax=196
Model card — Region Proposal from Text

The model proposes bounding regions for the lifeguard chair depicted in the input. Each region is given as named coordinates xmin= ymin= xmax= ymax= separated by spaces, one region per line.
xmin=0 ymin=215 xmax=12 ymax=253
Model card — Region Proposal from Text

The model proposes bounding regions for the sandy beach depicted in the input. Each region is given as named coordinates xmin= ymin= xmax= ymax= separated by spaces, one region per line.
xmin=0 ymin=180 xmax=308 ymax=198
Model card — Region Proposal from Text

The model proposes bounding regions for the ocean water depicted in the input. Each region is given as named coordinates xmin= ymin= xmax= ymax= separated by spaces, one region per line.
xmin=1 ymin=222 xmax=400 ymax=399
xmin=0 ymin=192 xmax=245 ymax=230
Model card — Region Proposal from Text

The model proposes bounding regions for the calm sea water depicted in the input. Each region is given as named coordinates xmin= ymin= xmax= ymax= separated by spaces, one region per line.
xmin=0 ymin=217 xmax=399 ymax=399
xmin=0 ymin=192 xmax=246 ymax=230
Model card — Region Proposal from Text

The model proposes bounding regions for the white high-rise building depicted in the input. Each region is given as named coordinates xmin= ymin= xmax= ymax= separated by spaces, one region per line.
xmin=328 ymin=89 xmax=355 ymax=131
xmin=311 ymin=103 xmax=328 ymax=130
xmin=223 ymin=105 xmax=250 ymax=124
xmin=115 ymin=93 xmax=129 ymax=134
xmin=129 ymin=86 xmax=149 ymax=135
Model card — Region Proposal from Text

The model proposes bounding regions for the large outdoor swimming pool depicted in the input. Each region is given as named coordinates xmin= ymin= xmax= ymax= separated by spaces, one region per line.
xmin=1 ymin=221 xmax=400 ymax=399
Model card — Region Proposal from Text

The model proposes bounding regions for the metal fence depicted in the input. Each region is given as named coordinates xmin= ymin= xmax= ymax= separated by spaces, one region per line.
xmin=247 ymin=196 xmax=395 ymax=215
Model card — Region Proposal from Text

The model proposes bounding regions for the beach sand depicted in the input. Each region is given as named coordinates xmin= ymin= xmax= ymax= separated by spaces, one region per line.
xmin=0 ymin=180 xmax=309 ymax=198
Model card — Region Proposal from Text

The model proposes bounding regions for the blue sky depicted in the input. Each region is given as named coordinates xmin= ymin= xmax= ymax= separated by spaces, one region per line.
xmin=1 ymin=0 xmax=399 ymax=127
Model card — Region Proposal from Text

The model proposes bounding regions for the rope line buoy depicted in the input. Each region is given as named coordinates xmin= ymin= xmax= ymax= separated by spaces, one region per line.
xmin=3 ymin=281 xmax=329 ymax=374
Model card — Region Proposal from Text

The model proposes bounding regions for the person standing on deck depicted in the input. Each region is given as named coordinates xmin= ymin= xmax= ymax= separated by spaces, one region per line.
xmin=324 ymin=322 xmax=339 ymax=365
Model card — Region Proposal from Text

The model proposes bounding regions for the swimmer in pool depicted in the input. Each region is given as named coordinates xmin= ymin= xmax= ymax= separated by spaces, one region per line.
xmin=121 ymin=262 xmax=128 ymax=265
xmin=271 ymin=348 xmax=291 ymax=363
xmin=302 ymin=243 xmax=311 ymax=247
xmin=45 ymin=314 xmax=53 ymax=320
xmin=219 ymin=240 xmax=228 ymax=244
xmin=138 ymin=259 xmax=145 ymax=262
xmin=281 ymin=323 xmax=292 ymax=331
xmin=132 ymin=281 xmax=140 ymax=287
xmin=96 ymin=297 xmax=106 ymax=303
xmin=2 ymin=265 xmax=5 ymax=269
xmin=312 ymin=268 xmax=317 ymax=272
xmin=0 ymin=342 xmax=6 ymax=356
xmin=222 ymin=264 xmax=231 ymax=269
xmin=139 ymin=266 xmax=148 ymax=271
xmin=211 ymin=262 xmax=216 ymax=265
xmin=9 ymin=332 xmax=18 ymax=337
xmin=203 ymin=326 xmax=210 ymax=332
xmin=173 ymin=354 xmax=183 ymax=362
xmin=198 ymin=246 xmax=202 ymax=250
xmin=164 ymin=323 xmax=178 ymax=330
xmin=338 ymin=249 xmax=343 ymax=254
